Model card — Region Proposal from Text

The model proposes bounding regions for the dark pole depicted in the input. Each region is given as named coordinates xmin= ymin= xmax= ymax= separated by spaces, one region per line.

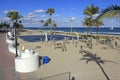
xmin=90 ymin=26 xmax=92 ymax=49
xmin=15 ymin=26 xmax=18 ymax=57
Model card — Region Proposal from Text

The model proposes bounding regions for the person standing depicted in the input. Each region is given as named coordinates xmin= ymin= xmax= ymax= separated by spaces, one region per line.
xmin=115 ymin=41 xmax=117 ymax=48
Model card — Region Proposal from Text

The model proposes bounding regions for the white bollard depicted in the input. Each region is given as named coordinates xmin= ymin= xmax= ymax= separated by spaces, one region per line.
xmin=15 ymin=49 xmax=39 ymax=73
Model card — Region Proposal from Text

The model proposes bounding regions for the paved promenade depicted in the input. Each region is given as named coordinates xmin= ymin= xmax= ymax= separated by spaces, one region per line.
xmin=0 ymin=33 xmax=34 ymax=80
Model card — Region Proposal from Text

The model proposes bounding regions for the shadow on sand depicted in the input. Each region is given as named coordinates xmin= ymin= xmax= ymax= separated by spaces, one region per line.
xmin=79 ymin=50 xmax=117 ymax=80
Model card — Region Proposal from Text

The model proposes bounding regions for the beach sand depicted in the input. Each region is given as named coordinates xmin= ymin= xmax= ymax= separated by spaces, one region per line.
xmin=17 ymin=30 xmax=120 ymax=80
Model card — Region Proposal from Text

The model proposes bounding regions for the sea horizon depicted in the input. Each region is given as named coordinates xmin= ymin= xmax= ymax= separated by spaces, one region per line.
xmin=24 ymin=27 xmax=120 ymax=36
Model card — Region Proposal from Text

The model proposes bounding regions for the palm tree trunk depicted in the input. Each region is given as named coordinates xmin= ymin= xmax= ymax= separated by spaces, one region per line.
xmin=87 ymin=27 xmax=89 ymax=37
xmin=87 ymin=26 xmax=90 ymax=40
xmin=14 ymin=20 xmax=18 ymax=57
xmin=50 ymin=15 xmax=53 ymax=40
xmin=97 ymin=62 xmax=110 ymax=80
xmin=15 ymin=26 xmax=18 ymax=57
xmin=90 ymin=26 xmax=92 ymax=49
xmin=97 ymin=27 xmax=99 ymax=39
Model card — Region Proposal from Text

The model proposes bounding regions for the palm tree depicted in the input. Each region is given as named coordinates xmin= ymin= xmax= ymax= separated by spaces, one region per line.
xmin=40 ymin=19 xmax=45 ymax=30
xmin=7 ymin=11 xmax=23 ymax=57
xmin=53 ymin=21 xmax=57 ymax=31
xmin=0 ymin=22 xmax=10 ymax=32
xmin=80 ymin=52 xmax=110 ymax=80
xmin=0 ymin=23 xmax=3 ymax=32
xmin=17 ymin=21 xmax=24 ymax=32
xmin=53 ymin=22 xmax=57 ymax=28
xmin=82 ymin=17 xmax=93 ymax=37
xmin=93 ymin=20 xmax=104 ymax=39
xmin=96 ymin=5 xmax=120 ymax=20
xmin=83 ymin=4 xmax=99 ymax=49
xmin=46 ymin=8 xmax=55 ymax=40
xmin=84 ymin=4 xmax=99 ymax=18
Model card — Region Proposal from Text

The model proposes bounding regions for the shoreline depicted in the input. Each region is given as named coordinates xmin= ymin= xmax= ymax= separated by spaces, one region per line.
xmin=19 ymin=29 xmax=120 ymax=39
xmin=22 ymin=27 xmax=120 ymax=36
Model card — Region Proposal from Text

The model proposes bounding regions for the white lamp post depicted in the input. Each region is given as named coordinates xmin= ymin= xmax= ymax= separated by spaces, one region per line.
xmin=70 ymin=17 xmax=75 ymax=33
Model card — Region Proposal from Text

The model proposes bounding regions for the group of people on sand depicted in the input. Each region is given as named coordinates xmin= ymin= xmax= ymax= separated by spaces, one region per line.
xmin=54 ymin=37 xmax=68 ymax=52
xmin=105 ymin=38 xmax=118 ymax=49
xmin=54 ymin=41 xmax=67 ymax=52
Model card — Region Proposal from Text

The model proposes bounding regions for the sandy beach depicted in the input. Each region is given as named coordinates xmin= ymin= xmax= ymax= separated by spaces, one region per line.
xmin=16 ymin=30 xmax=120 ymax=80
xmin=0 ymin=0 xmax=120 ymax=80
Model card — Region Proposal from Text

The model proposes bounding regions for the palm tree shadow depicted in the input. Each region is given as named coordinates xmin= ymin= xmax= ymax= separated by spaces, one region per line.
xmin=79 ymin=50 xmax=117 ymax=80
xmin=32 ymin=46 xmax=41 ymax=50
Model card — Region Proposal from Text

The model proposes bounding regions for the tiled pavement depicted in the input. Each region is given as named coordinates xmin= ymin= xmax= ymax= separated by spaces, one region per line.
xmin=0 ymin=33 xmax=36 ymax=80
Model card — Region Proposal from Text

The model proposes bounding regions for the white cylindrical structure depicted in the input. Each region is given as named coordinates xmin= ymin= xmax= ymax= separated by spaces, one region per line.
xmin=15 ymin=49 xmax=39 ymax=73
xmin=8 ymin=43 xmax=21 ymax=55
xmin=43 ymin=31 xmax=48 ymax=42
xmin=75 ymin=32 xmax=79 ymax=40
xmin=21 ymin=49 xmax=33 ymax=58
xmin=6 ymin=34 xmax=15 ymax=44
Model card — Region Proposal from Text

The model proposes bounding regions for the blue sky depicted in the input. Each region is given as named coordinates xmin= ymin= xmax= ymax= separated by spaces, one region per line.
xmin=0 ymin=0 xmax=120 ymax=27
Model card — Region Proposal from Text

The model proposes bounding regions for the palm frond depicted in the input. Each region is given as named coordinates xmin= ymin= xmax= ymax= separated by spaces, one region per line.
xmin=86 ymin=58 xmax=93 ymax=64
xmin=96 ymin=5 xmax=120 ymax=20
xmin=79 ymin=58 xmax=93 ymax=64
xmin=79 ymin=58 xmax=90 ymax=61
xmin=84 ymin=4 xmax=99 ymax=17
xmin=103 ymin=60 xmax=117 ymax=64
xmin=98 ymin=60 xmax=105 ymax=64
xmin=46 ymin=8 xmax=55 ymax=15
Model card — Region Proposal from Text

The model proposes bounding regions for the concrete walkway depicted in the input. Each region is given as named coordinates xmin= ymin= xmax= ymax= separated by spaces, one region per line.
xmin=0 ymin=33 xmax=35 ymax=80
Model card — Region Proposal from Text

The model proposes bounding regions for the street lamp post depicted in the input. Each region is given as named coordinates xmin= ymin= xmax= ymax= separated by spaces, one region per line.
xmin=70 ymin=17 xmax=75 ymax=33
xmin=70 ymin=20 xmax=73 ymax=33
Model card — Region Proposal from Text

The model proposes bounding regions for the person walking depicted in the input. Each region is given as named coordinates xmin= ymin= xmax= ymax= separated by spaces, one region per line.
xmin=115 ymin=41 xmax=117 ymax=48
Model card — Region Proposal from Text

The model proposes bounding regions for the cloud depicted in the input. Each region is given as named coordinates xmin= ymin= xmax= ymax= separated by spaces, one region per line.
xmin=21 ymin=17 xmax=31 ymax=20
xmin=71 ymin=17 xmax=76 ymax=20
xmin=53 ymin=14 xmax=60 ymax=18
xmin=28 ymin=12 xmax=33 ymax=15
xmin=93 ymin=13 xmax=99 ymax=17
xmin=40 ymin=15 xmax=45 ymax=18
xmin=0 ymin=17 xmax=10 ymax=21
xmin=26 ymin=10 xmax=44 ymax=19
xmin=3 ymin=10 xmax=18 ymax=14
xmin=26 ymin=12 xmax=36 ymax=18
xmin=28 ymin=15 xmax=36 ymax=18
xmin=34 ymin=9 xmax=44 ymax=13
xmin=3 ymin=10 xmax=8 ymax=14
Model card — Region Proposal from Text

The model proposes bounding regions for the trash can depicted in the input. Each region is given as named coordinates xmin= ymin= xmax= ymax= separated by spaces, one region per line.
xmin=43 ymin=56 xmax=49 ymax=64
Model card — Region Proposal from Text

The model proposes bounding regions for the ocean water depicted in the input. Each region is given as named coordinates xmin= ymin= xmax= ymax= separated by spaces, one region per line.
xmin=20 ymin=27 xmax=120 ymax=42
xmin=24 ymin=27 xmax=120 ymax=36
xmin=19 ymin=35 xmax=78 ymax=42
